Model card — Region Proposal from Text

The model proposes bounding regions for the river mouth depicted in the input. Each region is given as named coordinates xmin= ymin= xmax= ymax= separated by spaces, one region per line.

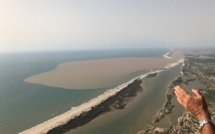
xmin=66 ymin=65 xmax=183 ymax=134
xmin=0 ymin=48 xmax=178 ymax=134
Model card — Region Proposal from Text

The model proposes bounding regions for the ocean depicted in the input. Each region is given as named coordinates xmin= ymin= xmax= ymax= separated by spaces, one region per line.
xmin=0 ymin=48 xmax=173 ymax=134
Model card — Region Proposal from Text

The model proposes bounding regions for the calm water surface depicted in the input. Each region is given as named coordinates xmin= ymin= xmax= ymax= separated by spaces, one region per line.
xmin=0 ymin=48 xmax=169 ymax=134
xmin=68 ymin=65 xmax=183 ymax=134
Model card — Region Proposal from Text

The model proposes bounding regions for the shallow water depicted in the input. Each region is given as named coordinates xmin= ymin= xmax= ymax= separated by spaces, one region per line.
xmin=0 ymin=48 xmax=169 ymax=134
xmin=68 ymin=65 xmax=183 ymax=134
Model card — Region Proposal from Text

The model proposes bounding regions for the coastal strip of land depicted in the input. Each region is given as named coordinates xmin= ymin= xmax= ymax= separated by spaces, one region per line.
xmin=21 ymin=50 xmax=184 ymax=134
xmin=163 ymin=48 xmax=174 ymax=59
xmin=20 ymin=70 xmax=162 ymax=134
xmin=138 ymin=50 xmax=215 ymax=134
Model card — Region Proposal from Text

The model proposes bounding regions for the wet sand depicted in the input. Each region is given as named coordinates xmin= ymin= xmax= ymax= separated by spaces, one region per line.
xmin=25 ymin=51 xmax=183 ymax=89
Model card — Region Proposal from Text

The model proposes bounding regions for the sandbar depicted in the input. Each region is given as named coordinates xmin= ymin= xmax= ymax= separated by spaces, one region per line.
xmin=20 ymin=70 xmax=162 ymax=134
xmin=20 ymin=50 xmax=184 ymax=134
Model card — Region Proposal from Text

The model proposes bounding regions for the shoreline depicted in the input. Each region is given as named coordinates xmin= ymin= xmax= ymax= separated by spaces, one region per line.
xmin=139 ymin=50 xmax=215 ymax=134
xmin=165 ymin=58 xmax=184 ymax=69
xmin=138 ymin=63 xmax=184 ymax=134
xmin=153 ymin=58 xmax=185 ymax=123
xmin=152 ymin=76 xmax=183 ymax=123
xmin=20 ymin=49 xmax=184 ymax=134
xmin=20 ymin=70 xmax=163 ymax=134
xmin=163 ymin=48 xmax=174 ymax=59
xmin=151 ymin=57 xmax=184 ymax=123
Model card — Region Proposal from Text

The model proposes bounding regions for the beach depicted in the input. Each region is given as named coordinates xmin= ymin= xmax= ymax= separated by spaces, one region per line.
xmin=69 ymin=64 xmax=184 ymax=134
xmin=20 ymin=70 xmax=162 ymax=134
xmin=163 ymin=48 xmax=174 ymax=59
xmin=0 ymin=48 xmax=175 ymax=134
xmin=20 ymin=50 xmax=184 ymax=134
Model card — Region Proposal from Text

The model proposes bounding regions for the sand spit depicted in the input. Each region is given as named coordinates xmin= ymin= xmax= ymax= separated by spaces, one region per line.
xmin=165 ymin=58 xmax=184 ymax=69
xmin=25 ymin=51 xmax=183 ymax=89
xmin=20 ymin=51 xmax=184 ymax=134
xmin=163 ymin=48 xmax=174 ymax=59
xmin=20 ymin=70 xmax=163 ymax=134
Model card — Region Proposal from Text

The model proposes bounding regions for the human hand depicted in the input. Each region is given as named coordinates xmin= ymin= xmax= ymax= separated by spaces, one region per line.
xmin=174 ymin=86 xmax=210 ymax=120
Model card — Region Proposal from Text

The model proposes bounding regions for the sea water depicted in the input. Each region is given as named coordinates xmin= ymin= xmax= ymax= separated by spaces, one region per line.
xmin=0 ymin=48 xmax=169 ymax=134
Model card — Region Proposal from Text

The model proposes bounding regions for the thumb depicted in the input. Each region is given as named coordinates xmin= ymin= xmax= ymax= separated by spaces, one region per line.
xmin=192 ymin=89 xmax=201 ymax=97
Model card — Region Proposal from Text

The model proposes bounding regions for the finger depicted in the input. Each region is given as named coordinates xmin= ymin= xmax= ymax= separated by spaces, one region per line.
xmin=174 ymin=90 xmax=179 ymax=97
xmin=175 ymin=89 xmax=182 ymax=97
xmin=174 ymin=90 xmax=182 ymax=98
xmin=192 ymin=89 xmax=201 ymax=97
xmin=176 ymin=97 xmax=186 ymax=108
xmin=175 ymin=86 xmax=190 ymax=97
xmin=174 ymin=85 xmax=180 ymax=90
xmin=175 ymin=88 xmax=189 ymax=101
xmin=175 ymin=90 xmax=186 ymax=107
xmin=175 ymin=86 xmax=189 ymax=96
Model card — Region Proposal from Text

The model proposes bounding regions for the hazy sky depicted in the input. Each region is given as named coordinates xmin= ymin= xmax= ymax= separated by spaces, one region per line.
xmin=1 ymin=0 xmax=215 ymax=52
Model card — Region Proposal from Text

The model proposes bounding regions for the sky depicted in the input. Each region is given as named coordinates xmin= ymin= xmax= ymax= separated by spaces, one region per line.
xmin=0 ymin=0 xmax=215 ymax=52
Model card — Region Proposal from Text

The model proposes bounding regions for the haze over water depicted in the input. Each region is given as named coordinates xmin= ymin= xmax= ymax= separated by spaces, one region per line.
xmin=0 ymin=48 xmax=170 ymax=134
xmin=1 ymin=1 xmax=214 ymax=133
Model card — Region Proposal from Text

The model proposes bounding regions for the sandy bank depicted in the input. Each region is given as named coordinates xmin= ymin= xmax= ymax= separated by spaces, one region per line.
xmin=25 ymin=51 xmax=183 ymax=89
xmin=20 ymin=50 xmax=184 ymax=134
xmin=20 ymin=85 xmax=127 ymax=134
xmin=20 ymin=70 xmax=162 ymax=134
xmin=163 ymin=48 xmax=174 ymax=59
